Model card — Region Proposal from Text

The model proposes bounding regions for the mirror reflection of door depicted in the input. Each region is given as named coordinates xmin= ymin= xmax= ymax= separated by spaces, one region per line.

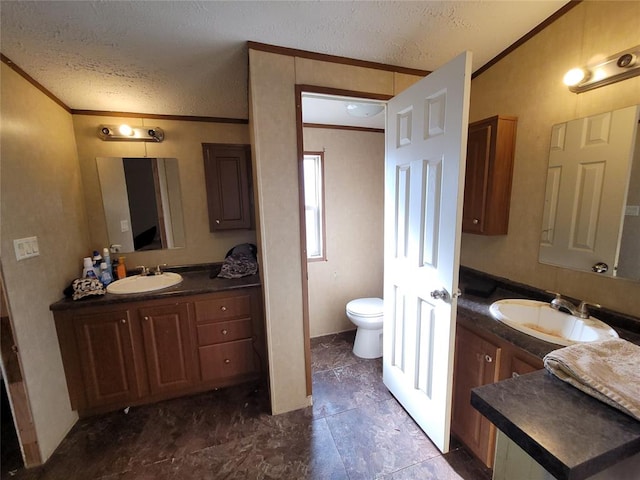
xmin=96 ymin=157 xmax=186 ymax=253
xmin=539 ymin=105 xmax=640 ymax=279
xmin=123 ymin=158 xmax=163 ymax=250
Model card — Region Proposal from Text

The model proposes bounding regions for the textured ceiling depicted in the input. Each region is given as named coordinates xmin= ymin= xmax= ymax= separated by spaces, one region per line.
xmin=1 ymin=1 xmax=568 ymax=120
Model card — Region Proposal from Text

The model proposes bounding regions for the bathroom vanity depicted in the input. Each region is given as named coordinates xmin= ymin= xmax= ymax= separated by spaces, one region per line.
xmin=50 ymin=268 xmax=265 ymax=417
xmin=453 ymin=268 xmax=640 ymax=473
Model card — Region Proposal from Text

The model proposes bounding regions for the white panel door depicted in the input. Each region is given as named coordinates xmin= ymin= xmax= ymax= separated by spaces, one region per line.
xmin=540 ymin=105 xmax=639 ymax=276
xmin=383 ymin=51 xmax=472 ymax=453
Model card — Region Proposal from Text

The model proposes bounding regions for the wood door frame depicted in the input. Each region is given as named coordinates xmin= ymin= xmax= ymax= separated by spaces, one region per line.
xmin=294 ymin=85 xmax=391 ymax=394
xmin=0 ymin=268 xmax=42 ymax=467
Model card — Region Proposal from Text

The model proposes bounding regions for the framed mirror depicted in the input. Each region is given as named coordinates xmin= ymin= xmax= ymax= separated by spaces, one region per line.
xmin=96 ymin=157 xmax=186 ymax=253
xmin=539 ymin=105 xmax=640 ymax=281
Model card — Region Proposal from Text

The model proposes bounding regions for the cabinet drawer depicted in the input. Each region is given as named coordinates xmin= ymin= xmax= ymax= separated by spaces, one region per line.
xmin=197 ymin=318 xmax=252 ymax=346
xmin=199 ymin=339 xmax=255 ymax=380
xmin=194 ymin=294 xmax=251 ymax=322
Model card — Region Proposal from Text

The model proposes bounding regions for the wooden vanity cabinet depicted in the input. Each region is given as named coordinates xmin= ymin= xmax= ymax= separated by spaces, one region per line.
xmin=71 ymin=308 xmax=142 ymax=409
xmin=138 ymin=302 xmax=196 ymax=396
xmin=202 ymin=143 xmax=253 ymax=231
xmin=463 ymin=115 xmax=517 ymax=235
xmin=452 ymin=318 xmax=544 ymax=468
xmin=53 ymin=287 xmax=264 ymax=417
xmin=194 ymin=288 xmax=263 ymax=384
xmin=451 ymin=324 xmax=502 ymax=467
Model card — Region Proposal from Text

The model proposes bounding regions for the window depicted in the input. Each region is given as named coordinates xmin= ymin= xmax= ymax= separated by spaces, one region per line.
xmin=303 ymin=152 xmax=325 ymax=260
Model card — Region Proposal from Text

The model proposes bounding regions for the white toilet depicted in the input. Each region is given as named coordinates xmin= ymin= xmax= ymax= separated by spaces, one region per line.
xmin=346 ymin=297 xmax=384 ymax=359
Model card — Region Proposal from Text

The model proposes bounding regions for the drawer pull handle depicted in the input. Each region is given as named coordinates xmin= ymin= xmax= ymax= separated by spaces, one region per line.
xmin=224 ymin=359 xmax=231 ymax=364
xmin=220 ymin=306 xmax=227 ymax=312
xmin=221 ymin=329 xmax=228 ymax=335
xmin=485 ymin=354 xmax=493 ymax=363
xmin=512 ymin=371 xmax=520 ymax=378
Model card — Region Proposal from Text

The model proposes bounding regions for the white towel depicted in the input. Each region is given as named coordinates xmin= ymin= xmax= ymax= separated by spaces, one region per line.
xmin=544 ymin=338 xmax=640 ymax=421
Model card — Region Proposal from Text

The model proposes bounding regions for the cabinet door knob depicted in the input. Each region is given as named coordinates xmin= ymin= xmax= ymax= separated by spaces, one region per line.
xmin=473 ymin=218 xmax=479 ymax=225
xmin=220 ymin=306 xmax=227 ymax=312
xmin=216 ymin=219 xmax=221 ymax=224
xmin=484 ymin=354 xmax=493 ymax=363
xmin=121 ymin=319 xmax=127 ymax=324
xmin=224 ymin=358 xmax=231 ymax=364
xmin=221 ymin=329 xmax=228 ymax=335
xmin=512 ymin=371 xmax=520 ymax=378
xmin=144 ymin=316 xmax=149 ymax=321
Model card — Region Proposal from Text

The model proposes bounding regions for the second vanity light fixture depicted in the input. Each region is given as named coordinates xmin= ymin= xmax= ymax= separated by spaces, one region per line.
xmin=98 ymin=124 xmax=165 ymax=142
xmin=563 ymin=45 xmax=640 ymax=93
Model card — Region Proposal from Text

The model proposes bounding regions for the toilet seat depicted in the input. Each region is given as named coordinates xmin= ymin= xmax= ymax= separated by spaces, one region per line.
xmin=346 ymin=297 xmax=384 ymax=317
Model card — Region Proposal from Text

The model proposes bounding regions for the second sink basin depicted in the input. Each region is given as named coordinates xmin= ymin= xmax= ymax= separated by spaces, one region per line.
xmin=107 ymin=272 xmax=183 ymax=295
xmin=489 ymin=299 xmax=618 ymax=346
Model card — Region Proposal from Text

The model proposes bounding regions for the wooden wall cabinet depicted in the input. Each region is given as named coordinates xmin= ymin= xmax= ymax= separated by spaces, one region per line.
xmin=452 ymin=319 xmax=543 ymax=468
xmin=203 ymin=143 xmax=253 ymax=231
xmin=54 ymin=287 xmax=264 ymax=417
xmin=463 ymin=115 xmax=517 ymax=235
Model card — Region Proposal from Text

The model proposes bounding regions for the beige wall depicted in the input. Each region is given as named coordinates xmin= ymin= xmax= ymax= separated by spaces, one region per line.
xmin=73 ymin=115 xmax=256 ymax=268
xmin=0 ymin=63 xmax=85 ymax=461
xmin=462 ymin=0 xmax=640 ymax=317
xmin=304 ymin=128 xmax=385 ymax=337
xmin=249 ymin=49 xmax=419 ymax=413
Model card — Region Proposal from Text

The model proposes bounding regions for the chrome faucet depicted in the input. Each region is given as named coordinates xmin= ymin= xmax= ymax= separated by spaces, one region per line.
xmin=547 ymin=291 xmax=600 ymax=319
xmin=136 ymin=265 xmax=151 ymax=276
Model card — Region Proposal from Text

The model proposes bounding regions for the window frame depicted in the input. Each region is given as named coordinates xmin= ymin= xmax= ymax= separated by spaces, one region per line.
xmin=302 ymin=151 xmax=327 ymax=262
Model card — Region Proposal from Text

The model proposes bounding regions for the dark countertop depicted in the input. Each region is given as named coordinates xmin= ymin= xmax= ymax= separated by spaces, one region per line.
xmin=458 ymin=268 xmax=640 ymax=480
xmin=50 ymin=265 xmax=261 ymax=311
xmin=471 ymin=370 xmax=640 ymax=480
xmin=457 ymin=268 xmax=640 ymax=357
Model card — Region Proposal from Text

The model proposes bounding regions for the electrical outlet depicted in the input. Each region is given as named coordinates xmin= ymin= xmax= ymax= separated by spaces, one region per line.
xmin=14 ymin=236 xmax=40 ymax=261
xmin=625 ymin=205 xmax=639 ymax=216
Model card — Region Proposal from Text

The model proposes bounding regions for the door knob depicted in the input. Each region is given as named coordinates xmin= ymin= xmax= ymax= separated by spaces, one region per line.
xmin=430 ymin=289 xmax=449 ymax=301
xmin=592 ymin=262 xmax=608 ymax=273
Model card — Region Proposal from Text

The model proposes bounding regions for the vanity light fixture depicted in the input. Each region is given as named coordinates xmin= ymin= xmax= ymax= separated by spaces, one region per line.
xmin=98 ymin=124 xmax=165 ymax=142
xmin=563 ymin=45 xmax=640 ymax=93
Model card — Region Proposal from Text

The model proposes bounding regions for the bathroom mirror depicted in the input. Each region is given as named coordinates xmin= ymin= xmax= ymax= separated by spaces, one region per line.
xmin=96 ymin=157 xmax=186 ymax=253
xmin=538 ymin=105 xmax=640 ymax=281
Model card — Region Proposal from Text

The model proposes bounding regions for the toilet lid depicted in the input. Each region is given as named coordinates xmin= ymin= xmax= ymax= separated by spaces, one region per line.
xmin=346 ymin=297 xmax=384 ymax=317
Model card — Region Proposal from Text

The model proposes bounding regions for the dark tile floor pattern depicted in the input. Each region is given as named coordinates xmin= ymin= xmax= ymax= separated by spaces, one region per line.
xmin=3 ymin=331 xmax=492 ymax=479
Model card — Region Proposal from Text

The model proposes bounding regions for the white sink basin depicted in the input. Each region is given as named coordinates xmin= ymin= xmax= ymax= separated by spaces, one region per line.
xmin=489 ymin=299 xmax=618 ymax=346
xmin=106 ymin=272 xmax=183 ymax=295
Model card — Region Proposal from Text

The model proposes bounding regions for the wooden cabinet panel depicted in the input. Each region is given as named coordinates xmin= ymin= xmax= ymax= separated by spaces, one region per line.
xmin=194 ymin=293 xmax=252 ymax=322
xmin=463 ymin=115 xmax=517 ymax=235
xmin=138 ymin=303 xmax=195 ymax=395
xmin=452 ymin=324 xmax=501 ymax=467
xmin=74 ymin=309 xmax=140 ymax=408
xmin=199 ymin=339 xmax=256 ymax=381
xmin=203 ymin=143 xmax=253 ymax=231
xmin=197 ymin=318 xmax=252 ymax=345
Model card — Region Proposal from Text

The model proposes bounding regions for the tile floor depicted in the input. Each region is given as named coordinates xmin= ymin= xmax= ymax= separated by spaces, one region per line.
xmin=3 ymin=331 xmax=492 ymax=479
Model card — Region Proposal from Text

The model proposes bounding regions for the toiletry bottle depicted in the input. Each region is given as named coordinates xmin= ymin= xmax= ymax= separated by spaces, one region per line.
xmin=82 ymin=257 xmax=98 ymax=279
xmin=102 ymin=247 xmax=113 ymax=277
xmin=100 ymin=262 xmax=113 ymax=285
xmin=92 ymin=250 xmax=102 ymax=277
xmin=116 ymin=256 xmax=127 ymax=279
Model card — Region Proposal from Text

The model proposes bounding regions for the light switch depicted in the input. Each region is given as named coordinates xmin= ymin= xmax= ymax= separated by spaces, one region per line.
xmin=120 ymin=220 xmax=130 ymax=232
xmin=14 ymin=236 xmax=40 ymax=261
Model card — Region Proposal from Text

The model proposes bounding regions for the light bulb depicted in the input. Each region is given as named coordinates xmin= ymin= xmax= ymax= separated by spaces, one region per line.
xmin=563 ymin=68 xmax=588 ymax=87
xmin=118 ymin=124 xmax=134 ymax=136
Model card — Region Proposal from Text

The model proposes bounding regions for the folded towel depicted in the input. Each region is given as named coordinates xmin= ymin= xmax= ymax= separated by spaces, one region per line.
xmin=544 ymin=338 xmax=640 ymax=421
